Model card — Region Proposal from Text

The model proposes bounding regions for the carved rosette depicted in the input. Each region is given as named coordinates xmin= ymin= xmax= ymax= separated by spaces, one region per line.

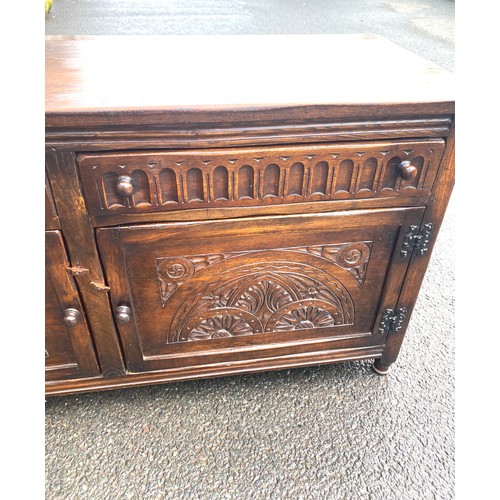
xmin=157 ymin=256 xmax=196 ymax=306
xmin=273 ymin=306 xmax=337 ymax=331
xmin=189 ymin=315 xmax=254 ymax=340
xmin=166 ymin=262 xmax=355 ymax=343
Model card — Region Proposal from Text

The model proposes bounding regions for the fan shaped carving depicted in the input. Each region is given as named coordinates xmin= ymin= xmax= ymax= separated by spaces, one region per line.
xmin=166 ymin=262 xmax=354 ymax=343
xmin=157 ymin=241 xmax=371 ymax=306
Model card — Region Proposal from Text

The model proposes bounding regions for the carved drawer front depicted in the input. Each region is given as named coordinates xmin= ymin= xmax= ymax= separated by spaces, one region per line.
xmin=97 ymin=207 xmax=424 ymax=373
xmin=78 ymin=140 xmax=443 ymax=224
xmin=45 ymin=231 xmax=101 ymax=382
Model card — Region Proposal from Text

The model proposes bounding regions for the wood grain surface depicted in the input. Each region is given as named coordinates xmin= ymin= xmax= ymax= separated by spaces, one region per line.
xmin=77 ymin=139 xmax=444 ymax=225
xmin=45 ymin=231 xmax=101 ymax=381
xmin=45 ymin=34 xmax=455 ymax=394
xmin=96 ymin=207 xmax=424 ymax=373
xmin=45 ymin=152 xmax=126 ymax=377
xmin=45 ymin=34 xmax=454 ymax=129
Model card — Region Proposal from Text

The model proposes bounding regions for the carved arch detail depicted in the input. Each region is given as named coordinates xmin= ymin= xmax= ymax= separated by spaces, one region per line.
xmin=165 ymin=262 xmax=355 ymax=343
xmin=157 ymin=241 xmax=371 ymax=307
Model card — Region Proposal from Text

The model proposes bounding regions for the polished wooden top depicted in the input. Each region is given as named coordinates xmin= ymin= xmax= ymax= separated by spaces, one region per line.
xmin=46 ymin=34 xmax=454 ymax=128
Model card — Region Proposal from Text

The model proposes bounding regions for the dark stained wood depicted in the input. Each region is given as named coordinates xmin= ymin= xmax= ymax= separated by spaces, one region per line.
xmin=45 ymin=231 xmax=100 ymax=381
xmin=85 ymin=196 xmax=427 ymax=228
xmin=96 ymin=207 xmax=424 ymax=373
xmin=45 ymin=35 xmax=455 ymax=395
xmin=45 ymin=152 xmax=125 ymax=377
xmin=45 ymin=35 xmax=453 ymax=152
xmin=78 ymin=140 xmax=444 ymax=225
xmin=377 ymin=120 xmax=456 ymax=371
xmin=46 ymin=343 xmax=384 ymax=396
xmin=45 ymin=35 xmax=454 ymax=129
xmin=45 ymin=117 xmax=452 ymax=151
xmin=45 ymin=174 xmax=60 ymax=229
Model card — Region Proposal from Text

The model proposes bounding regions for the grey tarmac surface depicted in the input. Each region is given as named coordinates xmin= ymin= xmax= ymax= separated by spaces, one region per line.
xmin=46 ymin=0 xmax=454 ymax=70
xmin=45 ymin=1 xmax=455 ymax=498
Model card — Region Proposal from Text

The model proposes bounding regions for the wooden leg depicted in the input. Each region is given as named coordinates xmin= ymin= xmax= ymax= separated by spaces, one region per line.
xmin=372 ymin=359 xmax=392 ymax=375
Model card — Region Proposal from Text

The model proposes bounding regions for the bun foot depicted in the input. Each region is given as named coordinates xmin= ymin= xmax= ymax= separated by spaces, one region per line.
xmin=373 ymin=359 xmax=392 ymax=375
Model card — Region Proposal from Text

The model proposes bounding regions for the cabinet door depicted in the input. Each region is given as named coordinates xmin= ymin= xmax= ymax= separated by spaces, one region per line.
xmin=45 ymin=231 xmax=100 ymax=381
xmin=97 ymin=207 xmax=424 ymax=373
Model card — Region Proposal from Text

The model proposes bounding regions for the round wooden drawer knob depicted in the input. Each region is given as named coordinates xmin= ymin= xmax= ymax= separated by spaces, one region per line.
xmin=398 ymin=161 xmax=418 ymax=181
xmin=63 ymin=308 xmax=80 ymax=328
xmin=116 ymin=175 xmax=134 ymax=197
xmin=116 ymin=305 xmax=132 ymax=324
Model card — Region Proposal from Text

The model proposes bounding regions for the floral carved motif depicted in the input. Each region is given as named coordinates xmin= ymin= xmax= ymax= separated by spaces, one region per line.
xmin=189 ymin=315 xmax=254 ymax=340
xmin=165 ymin=262 xmax=355 ymax=343
xmin=156 ymin=241 xmax=371 ymax=306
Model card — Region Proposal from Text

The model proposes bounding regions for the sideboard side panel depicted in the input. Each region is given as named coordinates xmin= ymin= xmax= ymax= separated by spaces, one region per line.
xmin=378 ymin=119 xmax=455 ymax=368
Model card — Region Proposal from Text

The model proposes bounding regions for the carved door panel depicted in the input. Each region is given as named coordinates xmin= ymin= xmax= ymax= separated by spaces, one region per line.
xmin=45 ymin=231 xmax=101 ymax=381
xmin=97 ymin=207 xmax=424 ymax=372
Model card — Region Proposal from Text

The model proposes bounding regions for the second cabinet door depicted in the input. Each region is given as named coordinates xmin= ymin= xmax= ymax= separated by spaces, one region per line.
xmin=46 ymin=231 xmax=101 ymax=382
xmin=97 ymin=207 xmax=424 ymax=372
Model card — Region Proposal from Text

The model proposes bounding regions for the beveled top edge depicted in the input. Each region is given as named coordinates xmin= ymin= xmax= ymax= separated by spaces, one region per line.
xmin=46 ymin=34 xmax=454 ymax=127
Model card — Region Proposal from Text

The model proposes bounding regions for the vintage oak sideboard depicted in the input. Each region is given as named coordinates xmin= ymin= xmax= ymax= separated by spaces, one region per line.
xmin=45 ymin=35 xmax=454 ymax=395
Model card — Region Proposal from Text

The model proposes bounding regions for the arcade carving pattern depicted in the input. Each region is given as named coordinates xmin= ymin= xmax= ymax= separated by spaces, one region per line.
xmin=77 ymin=141 xmax=445 ymax=219
xmin=156 ymin=241 xmax=372 ymax=306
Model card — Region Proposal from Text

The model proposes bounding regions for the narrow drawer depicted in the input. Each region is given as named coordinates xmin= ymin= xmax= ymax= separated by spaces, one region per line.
xmin=78 ymin=140 xmax=444 ymax=224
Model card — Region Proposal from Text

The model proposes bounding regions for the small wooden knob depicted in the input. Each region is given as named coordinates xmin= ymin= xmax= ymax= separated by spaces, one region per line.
xmin=63 ymin=308 xmax=80 ymax=328
xmin=398 ymin=161 xmax=418 ymax=181
xmin=116 ymin=175 xmax=134 ymax=197
xmin=116 ymin=305 xmax=132 ymax=324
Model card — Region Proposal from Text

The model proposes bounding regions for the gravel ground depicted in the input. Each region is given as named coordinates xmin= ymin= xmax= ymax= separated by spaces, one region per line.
xmin=45 ymin=1 xmax=455 ymax=498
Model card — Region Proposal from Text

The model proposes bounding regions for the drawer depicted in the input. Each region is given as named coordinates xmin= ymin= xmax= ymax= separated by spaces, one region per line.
xmin=97 ymin=207 xmax=424 ymax=373
xmin=45 ymin=231 xmax=101 ymax=381
xmin=79 ymin=140 xmax=444 ymax=225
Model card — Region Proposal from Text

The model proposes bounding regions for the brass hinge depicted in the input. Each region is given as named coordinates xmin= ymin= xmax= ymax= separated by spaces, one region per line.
xmin=378 ymin=307 xmax=407 ymax=336
xmin=400 ymin=223 xmax=434 ymax=258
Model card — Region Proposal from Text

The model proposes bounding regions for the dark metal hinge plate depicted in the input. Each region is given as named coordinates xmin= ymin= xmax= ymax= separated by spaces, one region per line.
xmin=378 ymin=307 xmax=407 ymax=336
xmin=401 ymin=223 xmax=434 ymax=258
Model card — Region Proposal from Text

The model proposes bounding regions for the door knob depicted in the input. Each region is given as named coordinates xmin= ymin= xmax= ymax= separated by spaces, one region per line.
xmin=63 ymin=308 xmax=80 ymax=328
xmin=397 ymin=161 xmax=418 ymax=181
xmin=115 ymin=305 xmax=132 ymax=324
xmin=116 ymin=175 xmax=134 ymax=197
